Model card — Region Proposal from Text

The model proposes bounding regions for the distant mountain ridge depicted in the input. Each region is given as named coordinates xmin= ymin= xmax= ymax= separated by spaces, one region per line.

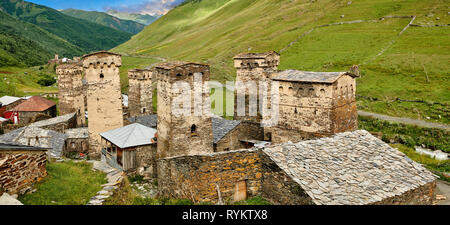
xmin=106 ymin=10 xmax=160 ymax=25
xmin=60 ymin=9 xmax=146 ymax=34
xmin=0 ymin=0 xmax=132 ymax=59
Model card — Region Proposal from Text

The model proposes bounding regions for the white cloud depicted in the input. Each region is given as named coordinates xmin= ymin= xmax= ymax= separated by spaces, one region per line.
xmin=105 ymin=0 xmax=185 ymax=16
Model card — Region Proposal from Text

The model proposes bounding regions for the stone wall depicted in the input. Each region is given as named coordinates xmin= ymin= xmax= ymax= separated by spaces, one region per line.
xmin=17 ymin=107 xmax=57 ymax=126
xmin=64 ymin=138 xmax=89 ymax=158
xmin=83 ymin=52 xmax=124 ymax=159
xmin=135 ymin=145 xmax=157 ymax=178
xmin=0 ymin=150 xmax=47 ymax=194
xmin=128 ymin=69 xmax=154 ymax=117
xmin=371 ymin=181 xmax=436 ymax=205
xmin=56 ymin=64 xmax=86 ymax=126
xmin=215 ymin=121 xmax=265 ymax=152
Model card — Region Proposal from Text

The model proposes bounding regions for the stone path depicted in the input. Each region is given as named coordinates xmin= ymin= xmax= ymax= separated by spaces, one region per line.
xmin=358 ymin=111 xmax=450 ymax=130
xmin=86 ymin=160 xmax=124 ymax=205
xmin=436 ymin=180 xmax=450 ymax=205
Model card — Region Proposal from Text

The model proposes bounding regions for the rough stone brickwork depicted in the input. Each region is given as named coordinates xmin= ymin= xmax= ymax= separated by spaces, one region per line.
xmin=63 ymin=128 xmax=89 ymax=158
xmin=135 ymin=145 xmax=157 ymax=178
xmin=56 ymin=63 xmax=86 ymax=126
xmin=267 ymin=70 xmax=358 ymax=143
xmin=155 ymin=61 xmax=213 ymax=159
xmin=233 ymin=51 xmax=280 ymax=125
xmin=0 ymin=149 xmax=48 ymax=195
xmin=83 ymin=51 xmax=124 ymax=159
xmin=128 ymin=69 xmax=154 ymax=117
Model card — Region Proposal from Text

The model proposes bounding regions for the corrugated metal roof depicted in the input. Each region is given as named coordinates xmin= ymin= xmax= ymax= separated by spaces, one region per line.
xmin=10 ymin=96 xmax=56 ymax=112
xmin=0 ymin=96 xmax=21 ymax=106
xmin=100 ymin=123 xmax=157 ymax=149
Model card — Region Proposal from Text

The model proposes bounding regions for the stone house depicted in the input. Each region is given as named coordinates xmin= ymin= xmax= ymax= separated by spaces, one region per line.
xmin=266 ymin=69 xmax=359 ymax=144
xmin=56 ymin=63 xmax=86 ymax=126
xmin=0 ymin=142 xmax=49 ymax=195
xmin=83 ymin=51 xmax=124 ymax=159
xmin=6 ymin=96 xmax=57 ymax=126
xmin=0 ymin=96 xmax=24 ymax=118
xmin=157 ymin=130 xmax=437 ymax=205
xmin=128 ymin=69 xmax=155 ymax=117
xmin=63 ymin=127 xmax=89 ymax=158
xmin=100 ymin=123 xmax=157 ymax=177
xmin=155 ymin=61 xmax=214 ymax=159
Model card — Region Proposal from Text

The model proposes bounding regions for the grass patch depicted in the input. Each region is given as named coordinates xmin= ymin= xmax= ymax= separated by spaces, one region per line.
xmin=358 ymin=115 xmax=449 ymax=153
xmin=233 ymin=196 xmax=272 ymax=205
xmin=390 ymin=144 xmax=450 ymax=182
xmin=18 ymin=160 xmax=106 ymax=205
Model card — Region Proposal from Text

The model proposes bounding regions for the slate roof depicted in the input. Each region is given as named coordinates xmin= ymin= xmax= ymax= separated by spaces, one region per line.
xmin=10 ymin=96 xmax=56 ymax=112
xmin=28 ymin=113 xmax=76 ymax=128
xmin=127 ymin=114 xmax=158 ymax=128
xmin=272 ymin=70 xmax=352 ymax=84
xmin=128 ymin=114 xmax=241 ymax=144
xmin=0 ymin=96 xmax=22 ymax=106
xmin=65 ymin=127 xmax=89 ymax=139
xmin=212 ymin=117 xmax=241 ymax=144
xmin=262 ymin=130 xmax=437 ymax=205
xmin=234 ymin=51 xmax=279 ymax=59
xmin=100 ymin=123 xmax=157 ymax=149
xmin=0 ymin=142 xmax=49 ymax=151
xmin=0 ymin=127 xmax=67 ymax=158
xmin=155 ymin=61 xmax=207 ymax=70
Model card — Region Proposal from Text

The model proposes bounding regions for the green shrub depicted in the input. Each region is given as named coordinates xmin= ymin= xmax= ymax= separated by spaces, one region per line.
xmin=37 ymin=73 xmax=56 ymax=86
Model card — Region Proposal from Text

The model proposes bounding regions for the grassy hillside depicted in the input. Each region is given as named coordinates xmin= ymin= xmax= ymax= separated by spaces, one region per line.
xmin=0 ymin=10 xmax=83 ymax=67
xmin=106 ymin=10 xmax=159 ymax=25
xmin=61 ymin=9 xmax=145 ymax=34
xmin=0 ymin=0 xmax=132 ymax=55
xmin=114 ymin=0 xmax=449 ymax=124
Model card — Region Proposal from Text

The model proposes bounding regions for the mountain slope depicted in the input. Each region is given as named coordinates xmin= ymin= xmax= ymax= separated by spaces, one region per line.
xmin=114 ymin=0 xmax=449 ymax=124
xmin=0 ymin=10 xmax=83 ymax=66
xmin=60 ymin=9 xmax=145 ymax=34
xmin=0 ymin=0 xmax=132 ymax=54
xmin=106 ymin=10 xmax=159 ymax=25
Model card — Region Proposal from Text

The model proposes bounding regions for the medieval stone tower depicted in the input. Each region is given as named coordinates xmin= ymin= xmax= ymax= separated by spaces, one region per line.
xmin=233 ymin=51 xmax=280 ymax=140
xmin=128 ymin=69 xmax=154 ymax=117
xmin=56 ymin=63 xmax=86 ymax=126
xmin=82 ymin=51 xmax=124 ymax=158
xmin=155 ymin=61 xmax=213 ymax=159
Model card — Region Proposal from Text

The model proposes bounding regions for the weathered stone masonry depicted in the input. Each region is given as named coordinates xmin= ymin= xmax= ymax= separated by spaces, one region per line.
xmin=83 ymin=51 xmax=124 ymax=159
xmin=128 ymin=69 xmax=154 ymax=117
xmin=0 ymin=148 xmax=48 ymax=195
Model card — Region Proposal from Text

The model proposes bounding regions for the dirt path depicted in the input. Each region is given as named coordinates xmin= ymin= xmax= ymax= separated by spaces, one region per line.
xmin=436 ymin=180 xmax=450 ymax=205
xmin=358 ymin=111 xmax=450 ymax=130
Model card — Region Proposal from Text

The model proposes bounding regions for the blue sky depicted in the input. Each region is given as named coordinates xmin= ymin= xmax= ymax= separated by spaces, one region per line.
xmin=27 ymin=0 xmax=184 ymax=15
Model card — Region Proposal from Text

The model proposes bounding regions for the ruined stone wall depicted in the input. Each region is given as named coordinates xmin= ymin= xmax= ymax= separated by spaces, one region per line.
xmin=0 ymin=150 xmax=47 ymax=194
xmin=135 ymin=144 xmax=157 ymax=178
xmin=371 ymin=181 xmax=436 ymax=205
xmin=83 ymin=52 xmax=124 ymax=159
xmin=330 ymin=75 xmax=358 ymax=133
xmin=128 ymin=69 xmax=154 ymax=117
xmin=63 ymin=138 xmax=89 ymax=158
xmin=156 ymin=63 xmax=213 ymax=159
xmin=56 ymin=64 xmax=86 ymax=126
xmin=157 ymin=149 xmax=317 ymax=205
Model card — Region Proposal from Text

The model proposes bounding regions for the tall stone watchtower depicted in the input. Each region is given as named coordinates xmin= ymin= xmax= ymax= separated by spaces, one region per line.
xmin=82 ymin=51 xmax=124 ymax=158
xmin=128 ymin=69 xmax=154 ymax=117
xmin=155 ymin=61 xmax=213 ymax=159
xmin=56 ymin=63 xmax=86 ymax=126
xmin=233 ymin=51 xmax=280 ymax=140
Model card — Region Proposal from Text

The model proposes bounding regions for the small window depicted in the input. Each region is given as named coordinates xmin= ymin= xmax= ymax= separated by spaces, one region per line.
xmin=142 ymin=108 xmax=146 ymax=113
xmin=176 ymin=73 xmax=182 ymax=77
xmin=100 ymin=73 xmax=104 ymax=79
xmin=191 ymin=124 xmax=198 ymax=137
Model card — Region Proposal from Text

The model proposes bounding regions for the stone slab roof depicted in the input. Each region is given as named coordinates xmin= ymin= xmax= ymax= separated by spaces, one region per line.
xmin=155 ymin=61 xmax=207 ymax=70
xmin=127 ymin=114 xmax=158 ymax=128
xmin=0 ymin=142 xmax=49 ymax=151
xmin=128 ymin=114 xmax=241 ymax=144
xmin=29 ymin=112 xmax=76 ymax=128
xmin=10 ymin=96 xmax=56 ymax=112
xmin=65 ymin=127 xmax=88 ymax=139
xmin=0 ymin=127 xmax=67 ymax=158
xmin=100 ymin=123 xmax=157 ymax=149
xmin=234 ymin=51 xmax=279 ymax=59
xmin=272 ymin=70 xmax=350 ymax=84
xmin=262 ymin=130 xmax=437 ymax=205
xmin=212 ymin=117 xmax=241 ymax=144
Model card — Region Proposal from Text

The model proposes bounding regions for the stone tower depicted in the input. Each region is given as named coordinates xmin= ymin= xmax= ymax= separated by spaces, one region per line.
xmin=233 ymin=51 xmax=280 ymax=140
xmin=82 ymin=51 xmax=124 ymax=158
xmin=128 ymin=69 xmax=154 ymax=117
xmin=155 ymin=61 xmax=213 ymax=159
xmin=56 ymin=63 xmax=86 ymax=126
